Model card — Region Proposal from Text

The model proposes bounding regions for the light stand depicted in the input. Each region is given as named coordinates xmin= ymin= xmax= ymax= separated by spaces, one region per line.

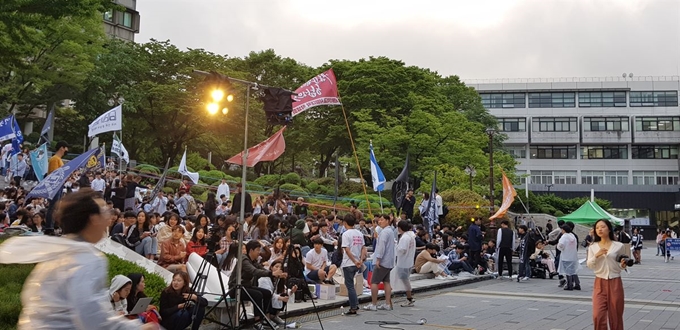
xmin=192 ymin=69 xmax=295 ymax=328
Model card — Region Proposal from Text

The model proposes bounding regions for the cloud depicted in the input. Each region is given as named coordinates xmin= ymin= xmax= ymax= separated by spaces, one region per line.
xmin=136 ymin=0 xmax=680 ymax=79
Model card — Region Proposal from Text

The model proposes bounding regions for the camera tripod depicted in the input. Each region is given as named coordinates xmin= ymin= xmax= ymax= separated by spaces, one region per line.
xmin=279 ymin=225 xmax=325 ymax=330
xmin=185 ymin=249 xmax=276 ymax=330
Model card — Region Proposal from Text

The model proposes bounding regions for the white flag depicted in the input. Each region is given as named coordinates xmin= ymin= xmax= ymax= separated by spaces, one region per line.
xmin=178 ymin=149 xmax=199 ymax=184
xmin=88 ymin=105 xmax=122 ymax=137
xmin=111 ymin=134 xmax=129 ymax=163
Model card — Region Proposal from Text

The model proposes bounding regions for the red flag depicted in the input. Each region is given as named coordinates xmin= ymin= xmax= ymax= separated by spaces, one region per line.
xmin=292 ymin=69 xmax=341 ymax=117
xmin=226 ymin=126 xmax=287 ymax=167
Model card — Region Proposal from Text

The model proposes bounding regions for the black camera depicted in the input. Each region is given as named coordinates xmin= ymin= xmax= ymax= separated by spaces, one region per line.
xmin=617 ymin=255 xmax=634 ymax=267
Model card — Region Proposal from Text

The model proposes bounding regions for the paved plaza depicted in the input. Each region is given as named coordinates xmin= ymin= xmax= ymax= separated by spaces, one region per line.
xmin=284 ymin=242 xmax=680 ymax=330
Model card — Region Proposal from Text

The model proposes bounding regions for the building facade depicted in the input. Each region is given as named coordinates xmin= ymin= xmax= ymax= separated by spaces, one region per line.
xmin=103 ymin=0 xmax=140 ymax=41
xmin=468 ymin=77 xmax=680 ymax=237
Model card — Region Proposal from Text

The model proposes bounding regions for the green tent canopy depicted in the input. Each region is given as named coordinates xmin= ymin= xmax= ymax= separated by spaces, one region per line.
xmin=558 ymin=201 xmax=624 ymax=226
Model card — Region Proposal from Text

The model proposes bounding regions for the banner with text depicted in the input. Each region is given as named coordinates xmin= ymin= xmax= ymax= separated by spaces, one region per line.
xmin=291 ymin=69 xmax=341 ymax=117
xmin=27 ymin=148 xmax=102 ymax=200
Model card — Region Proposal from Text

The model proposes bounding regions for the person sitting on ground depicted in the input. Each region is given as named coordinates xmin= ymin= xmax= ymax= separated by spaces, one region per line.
xmin=414 ymin=243 xmax=451 ymax=280
xmin=159 ymin=271 xmax=207 ymax=330
xmin=158 ymin=225 xmax=187 ymax=272
xmin=258 ymin=260 xmax=298 ymax=327
xmin=126 ymin=273 xmax=161 ymax=324
xmin=447 ymin=244 xmax=475 ymax=275
xmin=530 ymin=240 xmax=557 ymax=277
xmin=110 ymin=275 xmax=133 ymax=315
xmin=185 ymin=225 xmax=207 ymax=262
xmin=305 ymin=237 xmax=338 ymax=284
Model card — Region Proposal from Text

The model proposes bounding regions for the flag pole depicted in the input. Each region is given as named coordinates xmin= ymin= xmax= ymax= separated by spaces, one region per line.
xmin=338 ymin=94 xmax=372 ymax=217
xmin=378 ymin=191 xmax=384 ymax=213
xmin=118 ymin=130 xmax=123 ymax=173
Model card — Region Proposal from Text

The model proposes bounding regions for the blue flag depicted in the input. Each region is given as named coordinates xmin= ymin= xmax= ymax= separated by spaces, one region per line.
xmin=41 ymin=108 xmax=54 ymax=137
xmin=30 ymin=143 xmax=49 ymax=181
xmin=0 ymin=115 xmax=16 ymax=142
xmin=27 ymin=148 xmax=102 ymax=200
xmin=10 ymin=116 xmax=23 ymax=156
xmin=369 ymin=142 xmax=385 ymax=192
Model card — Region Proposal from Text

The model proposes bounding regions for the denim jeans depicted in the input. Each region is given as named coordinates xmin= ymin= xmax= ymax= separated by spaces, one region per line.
xmin=519 ymin=258 xmax=531 ymax=278
xmin=342 ymin=265 xmax=360 ymax=310
xmin=448 ymin=260 xmax=474 ymax=273
xmin=135 ymin=237 xmax=154 ymax=256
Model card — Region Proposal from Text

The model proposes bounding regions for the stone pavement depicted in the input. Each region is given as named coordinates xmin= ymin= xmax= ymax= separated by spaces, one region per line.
xmin=273 ymin=241 xmax=680 ymax=330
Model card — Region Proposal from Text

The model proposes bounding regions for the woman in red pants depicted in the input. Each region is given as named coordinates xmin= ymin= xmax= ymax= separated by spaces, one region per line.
xmin=587 ymin=219 xmax=627 ymax=330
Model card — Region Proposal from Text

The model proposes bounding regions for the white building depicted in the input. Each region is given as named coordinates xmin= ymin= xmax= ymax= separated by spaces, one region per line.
xmin=103 ymin=0 xmax=140 ymax=42
xmin=467 ymin=76 xmax=680 ymax=236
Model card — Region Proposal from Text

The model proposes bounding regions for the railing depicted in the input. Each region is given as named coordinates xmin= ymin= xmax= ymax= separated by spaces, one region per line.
xmin=463 ymin=76 xmax=680 ymax=84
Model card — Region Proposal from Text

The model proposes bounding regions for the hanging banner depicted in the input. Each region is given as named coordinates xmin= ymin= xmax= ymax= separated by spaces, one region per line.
xmin=29 ymin=143 xmax=49 ymax=181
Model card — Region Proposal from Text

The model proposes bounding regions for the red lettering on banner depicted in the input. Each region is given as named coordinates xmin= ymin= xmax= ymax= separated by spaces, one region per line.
xmin=292 ymin=69 xmax=342 ymax=116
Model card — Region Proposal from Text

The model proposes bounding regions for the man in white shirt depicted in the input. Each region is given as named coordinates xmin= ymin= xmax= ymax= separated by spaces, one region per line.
xmin=435 ymin=189 xmax=444 ymax=223
xmin=0 ymin=143 xmax=12 ymax=178
xmin=216 ymin=179 xmax=230 ymax=203
xmin=305 ymin=238 xmax=338 ymax=284
xmin=341 ymin=214 xmax=367 ymax=315
xmin=90 ymin=172 xmax=106 ymax=196
xmin=395 ymin=220 xmax=417 ymax=307
xmin=151 ymin=191 xmax=168 ymax=215
xmin=364 ymin=214 xmax=396 ymax=311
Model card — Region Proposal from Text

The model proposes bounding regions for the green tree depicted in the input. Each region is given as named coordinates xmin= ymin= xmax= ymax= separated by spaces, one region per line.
xmin=0 ymin=0 xmax=109 ymax=119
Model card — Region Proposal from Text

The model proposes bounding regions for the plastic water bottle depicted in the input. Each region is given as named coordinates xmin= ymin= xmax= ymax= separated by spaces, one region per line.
xmin=340 ymin=306 xmax=345 ymax=316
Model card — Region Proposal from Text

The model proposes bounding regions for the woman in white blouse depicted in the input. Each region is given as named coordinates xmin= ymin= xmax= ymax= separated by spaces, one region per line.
xmin=587 ymin=219 xmax=627 ymax=330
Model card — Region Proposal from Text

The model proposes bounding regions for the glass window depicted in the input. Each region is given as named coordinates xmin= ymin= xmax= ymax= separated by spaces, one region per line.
xmin=581 ymin=171 xmax=605 ymax=185
xmin=103 ymin=10 xmax=113 ymax=21
xmin=514 ymin=172 xmax=528 ymax=185
xmin=604 ymin=171 xmax=628 ymax=185
xmin=632 ymin=171 xmax=658 ymax=185
xmin=583 ymin=117 xmax=629 ymax=131
xmin=578 ymin=91 xmax=627 ymax=107
xmin=581 ymin=145 xmax=628 ymax=159
xmin=480 ymin=93 xmax=526 ymax=109
xmin=505 ymin=146 xmax=527 ymax=159
xmin=635 ymin=117 xmax=680 ymax=131
xmin=656 ymin=171 xmax=679 ymax=185
xmin=530 ymin=171 xmax=553 ymax=185
xmin=529 ymin=92 xmax=576 ymax=108
xmin=532 ymin=117 xmax=578 ymax=132
xmin=497 ymin=118 xmax=526 ymax=132
xmin=530 ymin=145 xmax=577 ymax=159
xmin=553 ymin=171 xmax=577 ymax=184
xmin=123 ymin=12 xmax=133 ymax=28
xmin=630 ymin=91 xmax=678 ymax=107
xmin=632 ymin=145 xmax=679 ymax=159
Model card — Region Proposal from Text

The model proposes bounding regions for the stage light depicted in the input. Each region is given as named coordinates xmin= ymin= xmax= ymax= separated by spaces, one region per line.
xmin=211 ymin=89 xmax=224 ymax=102
xmin=222 ymin=107 xmax=228 ymax=115
xmin=207 ymin=102 xmax=219 ymax=114
xmin=227 ymin=94 xmax=234 ymax=102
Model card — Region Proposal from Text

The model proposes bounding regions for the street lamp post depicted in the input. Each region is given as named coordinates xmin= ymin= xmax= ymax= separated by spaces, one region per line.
xmin=486 ymin=127 xmax=496 ymax=215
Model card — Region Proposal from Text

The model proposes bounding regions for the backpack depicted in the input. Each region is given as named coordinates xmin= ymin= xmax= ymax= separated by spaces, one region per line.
xmin=186 ymin=197 xmax=198 ymax=215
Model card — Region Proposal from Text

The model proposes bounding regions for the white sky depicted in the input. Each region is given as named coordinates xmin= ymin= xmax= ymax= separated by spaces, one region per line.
xmin=137 ymin=0 xmax=680 ymax=79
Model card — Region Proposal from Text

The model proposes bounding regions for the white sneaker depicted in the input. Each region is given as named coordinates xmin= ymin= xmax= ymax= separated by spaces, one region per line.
xmin=377 ymin=304 xmax=393 ymax=311
xmin=435 ymin=275 xmax=448 ymax=280
xmin=447 ymin=275 xmax=457 ymax=280
xmin=363 ymin=304 xmax=377 ymax=311
xmin=520 ymin=277 xmax=529 ymax=281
